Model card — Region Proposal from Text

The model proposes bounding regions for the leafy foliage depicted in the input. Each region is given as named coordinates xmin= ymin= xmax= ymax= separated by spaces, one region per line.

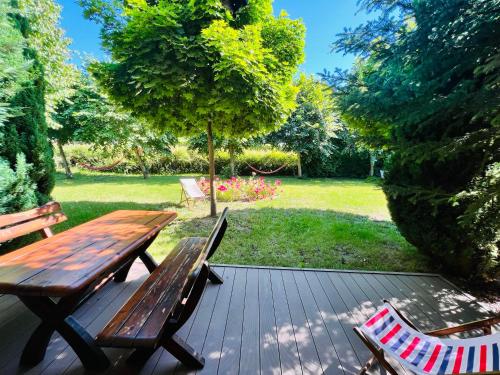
xmin=51 ymin=78 xmax=176 ymax=177
xmin=0 ymin=1 xmax=30 ymax=127
xmin=327 ymin=0 xmax=500 ymax=279
xmin=81 ymin=0 xmax=305 ymax=214
xmin=265 ymin=74 xmax=337 ymax=176
xmin=1 ymin=6 xmax=55 ymax=205
xmin=18 ymin=0 xmax=78 ymax=127
xmin=0 ymin=154 xmax=37 ymax=215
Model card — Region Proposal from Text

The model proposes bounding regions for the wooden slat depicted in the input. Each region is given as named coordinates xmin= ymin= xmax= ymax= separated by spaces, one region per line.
xmin=0 ymin=210 xmax=150 ymax=269
xmin=0 ymin=211 xmax=176 ymax=296
xmin=97 ymin=237 xmax=205 ymax=348
xmin=193 ymin=267 xmax=236 ymax=375
xmin=217 ymin=267 xmax=247 ymax=374
xmin=269 ymin=269 xmax=302 ymax=374
xmin=0 ymin=266 xmax=492 ymax=375
xmin=0 ymin=202 xmax=62 ymax=228
xmin=239 ymin=268 xmax=260 ymax=375
xmin=281 ymin=270 xmax=323 ymax=374
xmin=304 ymin=270 xmax=362 ymax=374
xmin=0 ymin=212 xmax=67 ymax=243
xmin=293 ymin=270 xmax=344 ymax=375
xmin=257 ymin=268 xmax=280 ymax=375
xmin=170 ymin=268 xmax=226 ymax=375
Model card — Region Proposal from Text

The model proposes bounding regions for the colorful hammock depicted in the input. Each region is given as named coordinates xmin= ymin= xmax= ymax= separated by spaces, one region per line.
xmin=245 ymin=162 xmax=289 ymax=175
xmin=78 ymin=159 xmax=122 ymax=172
xmin=359 ymin=303 xmax=500 ymax=374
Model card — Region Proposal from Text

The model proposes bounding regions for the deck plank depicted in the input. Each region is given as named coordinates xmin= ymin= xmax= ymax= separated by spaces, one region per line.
xmin=257 ymin=269 xmax=281 ymax=375
xmin=239 ymin=268 xmax=260 ymax=375
xmin=281 ymin=270 xmax=323 ymax=374
xmin=217 ymin=267 xmax=247 ymax=375
xmin=269 ymin=269 xmax=302 ymax=375
xmin=194 ymin=267 xmax=236 ymax=375
xmin=0 ymin=265 xmax=491 ymax=375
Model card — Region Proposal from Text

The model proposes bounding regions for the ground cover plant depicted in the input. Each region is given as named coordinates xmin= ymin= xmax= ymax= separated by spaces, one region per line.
xmin=48 ymin=170 xmax=430 ymax=273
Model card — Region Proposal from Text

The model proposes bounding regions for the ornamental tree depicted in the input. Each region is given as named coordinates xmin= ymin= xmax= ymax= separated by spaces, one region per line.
xmin=81 ymin=0 xmax=305 ymax=215
xmin=326 ymin=0 xmax=499 ymax=279
xmin=51 ymin=77 xmax=176 ymax=179
xmin=265 ymin=74 xmax=337 ymax=177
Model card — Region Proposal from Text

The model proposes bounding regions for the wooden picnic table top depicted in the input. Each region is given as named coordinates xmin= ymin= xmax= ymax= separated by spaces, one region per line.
xmin=0 ymin=210 xmax=177 ymax=297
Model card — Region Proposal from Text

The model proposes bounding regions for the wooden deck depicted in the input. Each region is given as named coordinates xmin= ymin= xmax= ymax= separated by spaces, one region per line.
xmin=0 ymin=263 xmax=495 ymax=375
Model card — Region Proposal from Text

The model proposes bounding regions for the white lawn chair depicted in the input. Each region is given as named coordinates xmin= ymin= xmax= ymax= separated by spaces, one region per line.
xmin=179 ymin=178 xmax=207 ymax=207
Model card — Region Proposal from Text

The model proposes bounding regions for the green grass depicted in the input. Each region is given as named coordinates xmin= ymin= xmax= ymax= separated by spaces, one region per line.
xmin=51 ymin=170 xmax=432 ymax=273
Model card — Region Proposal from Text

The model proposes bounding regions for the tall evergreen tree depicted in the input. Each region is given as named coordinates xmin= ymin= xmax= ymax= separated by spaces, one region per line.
xmin=327 ymin=0 xmax=499 ymax=279
xmin=1 ymin=2 xmax=55 ymax=205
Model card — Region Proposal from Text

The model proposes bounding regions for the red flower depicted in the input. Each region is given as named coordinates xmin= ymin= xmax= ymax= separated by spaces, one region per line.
xmin=218 ymin=185 xmax=228 ymax=192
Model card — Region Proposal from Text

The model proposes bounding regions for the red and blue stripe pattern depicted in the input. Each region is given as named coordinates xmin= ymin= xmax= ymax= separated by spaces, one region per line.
xmin=359 ymin=303 xmax=500 ymax=374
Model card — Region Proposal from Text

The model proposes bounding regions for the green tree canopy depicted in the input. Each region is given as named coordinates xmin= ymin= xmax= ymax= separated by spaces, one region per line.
xmin=51 ymin=77 xmax=177 ymax=179
xmin=19 ymin=0 xmax=79 ymax=127
xmin=81 ymin=0 xmax=305 ymax=215
xmin=326 ymin=0 xmax=499 ymax=279
xmin=266 ymin=74 xmax=337 ymax=177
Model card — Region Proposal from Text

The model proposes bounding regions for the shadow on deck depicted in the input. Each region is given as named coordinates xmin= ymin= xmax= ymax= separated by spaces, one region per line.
xmin=0 ymin=263 xmax=494 ymax=375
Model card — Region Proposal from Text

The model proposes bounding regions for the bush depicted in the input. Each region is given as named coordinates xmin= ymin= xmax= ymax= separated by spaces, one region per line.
xmin=0 ymin=11 xmax=55 ymax=205
xmin=60 ymin=144 xmax=298 ymax=176
xmin=0 ymin=154 xmax=37 ymax=214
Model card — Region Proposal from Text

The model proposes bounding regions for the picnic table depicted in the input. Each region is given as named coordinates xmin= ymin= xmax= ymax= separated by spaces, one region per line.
xmin=0 ymin=205 xmax=177 ymax=370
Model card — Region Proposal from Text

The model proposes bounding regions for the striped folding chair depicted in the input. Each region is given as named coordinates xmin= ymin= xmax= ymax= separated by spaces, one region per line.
xmin=354 ymin=301 xmax=500 ymax=375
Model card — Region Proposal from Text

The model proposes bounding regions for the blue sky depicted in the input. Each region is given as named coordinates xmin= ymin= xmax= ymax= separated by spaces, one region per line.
xmin=57 ymin=0 xmax=371 ymax=75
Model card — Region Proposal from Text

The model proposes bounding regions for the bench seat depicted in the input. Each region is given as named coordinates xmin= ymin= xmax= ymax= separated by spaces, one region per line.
xmin=96 ymin=208 xmax=229 ymax=369
xmin=96 ymin=237 xmax=207 ymax=349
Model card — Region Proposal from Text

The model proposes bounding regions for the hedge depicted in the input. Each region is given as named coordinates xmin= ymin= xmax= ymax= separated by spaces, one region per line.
xmin=58 ymin=144 xmax=299 ymax=176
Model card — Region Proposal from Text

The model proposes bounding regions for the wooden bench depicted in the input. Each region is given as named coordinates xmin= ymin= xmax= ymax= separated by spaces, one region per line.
xmin=96 ymin=208 xmax=229 ymax=369
xmin=0 ymin=202 xmax=177 ymax=370
xmin=0 ymin=201 xmax=67 ymax=242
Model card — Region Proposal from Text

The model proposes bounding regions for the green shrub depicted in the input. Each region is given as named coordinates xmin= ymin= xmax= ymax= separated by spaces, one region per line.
xmin=1 ymin=13 xmax=55 ymax=204
xmin=0 ymin=154 xmax=37 ymax=214
xmin=60 ymin=144 xmax=299 ymax=176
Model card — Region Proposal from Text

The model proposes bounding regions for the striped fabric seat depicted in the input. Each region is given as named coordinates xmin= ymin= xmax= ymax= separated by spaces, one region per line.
xmin=359 ymin=303 xmax=500 ymax=374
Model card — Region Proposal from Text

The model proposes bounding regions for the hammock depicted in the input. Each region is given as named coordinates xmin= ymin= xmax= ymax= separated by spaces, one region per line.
xmin=245 ymin=162 xmax=289 ymax=175
xmin=78 ymin=159 xmax=123 ymax=172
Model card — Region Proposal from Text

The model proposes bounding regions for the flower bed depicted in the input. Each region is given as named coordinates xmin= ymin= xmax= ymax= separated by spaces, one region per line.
xmin=198 ymin=176 xmax=281 ymax=202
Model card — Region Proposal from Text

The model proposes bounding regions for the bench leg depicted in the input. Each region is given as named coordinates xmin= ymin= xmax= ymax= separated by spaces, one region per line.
xmin=19 ymin=296 xmax=109 ymax=371
xmin=208 ymin=267 xmax=224 ymax=284
xmin=163 ymin=335 xmax=205 ymax=369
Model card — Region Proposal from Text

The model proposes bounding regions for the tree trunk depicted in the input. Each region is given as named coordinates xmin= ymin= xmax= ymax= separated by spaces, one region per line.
xmin=207 ymin=122 xmax=217 ymax=217
xmin=369 ymin=152 xmax=376 ymax=177
xmin=57 ymin=139 xmax=73 ymax=179
xmin=297 ymin=152 xmax=302 ymax=178
xmin=228 ymin=145 xmax=236 ymax=177
xmin=134 ymin=146 xmax=149 ymax=179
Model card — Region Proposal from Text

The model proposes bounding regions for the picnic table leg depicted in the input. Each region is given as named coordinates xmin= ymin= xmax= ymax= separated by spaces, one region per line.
xmin=19 ymin=295 xmax=109 ymax=371
xmin=114 ymin=236 xmax=158 ymax=282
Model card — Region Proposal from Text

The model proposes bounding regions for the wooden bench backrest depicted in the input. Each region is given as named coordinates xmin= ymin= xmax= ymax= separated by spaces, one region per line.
xmin=0 ymin=201 xmax=67 ymax=243
xmin=180 ymin=178 xmax=206 ymax=199
xmin=204 ymin=207 xmax=228 ymax=260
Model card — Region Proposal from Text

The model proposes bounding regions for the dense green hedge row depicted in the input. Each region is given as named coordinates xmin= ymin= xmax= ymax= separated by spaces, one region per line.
xmin=59 ymin=144 xmax=299 ymax=176
xmin=58 ymin=143 xmax=375 ymax=178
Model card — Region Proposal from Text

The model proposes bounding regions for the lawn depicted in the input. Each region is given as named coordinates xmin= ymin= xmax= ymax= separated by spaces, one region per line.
xmin=51 ymin=170 xmax=431 ymax=273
